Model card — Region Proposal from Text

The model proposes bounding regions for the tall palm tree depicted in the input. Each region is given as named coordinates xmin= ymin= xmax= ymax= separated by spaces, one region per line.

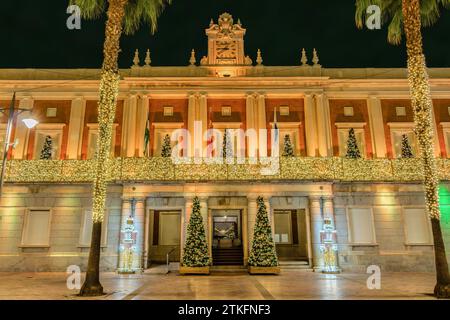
xmin=356 ymin=0 xmax=450 ymax=298
xmin=70 ymin=0 xmax=171 ymax=296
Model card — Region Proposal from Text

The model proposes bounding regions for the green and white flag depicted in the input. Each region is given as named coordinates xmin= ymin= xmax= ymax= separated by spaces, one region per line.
xmin=143 ymin=112 xmax=150 ymax=157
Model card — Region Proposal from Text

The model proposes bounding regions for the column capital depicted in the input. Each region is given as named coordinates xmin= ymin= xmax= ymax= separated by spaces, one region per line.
xmin=246 ymin=92 xmax=258 ymax=99
xmin=257 ymin=92 xmax=267 ymax=99
xmin=197 ymin=196 xmax=209 ymax=202
xmin=313 ymin=92 xmax=327 ymax=100
xmin=138 ymin=93 xmax=151 ymax=100
xmin=188 ymin=92 xmax=201 ymax=99
xmin=184 ymin=194 xmax=196 ymax=201
xmin=72 ymin=96 xmax=85 ymax=102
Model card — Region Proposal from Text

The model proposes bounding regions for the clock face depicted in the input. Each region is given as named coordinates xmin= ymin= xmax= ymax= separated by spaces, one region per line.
xmin=215 ymin=40 xmax=237 ymax=62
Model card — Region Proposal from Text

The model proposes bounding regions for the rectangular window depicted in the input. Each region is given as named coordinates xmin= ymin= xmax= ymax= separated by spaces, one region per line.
xmin=34 ymin=132 xmax=62 ymax=160
xmin=79 ymin=210 xmax=108 ymax=247
xmin=221 ymin=106 xmax=232 ymax=117
xmin=86 ymin=124 xmax=117 ymax=159
xmin=391 ymin=130 xmax=417 ymax=158
xmin=403 ymin=208 xmax=432 ymax=245
xmin=279 ymin=106 xmax=290 ymax=116
xmin=396 ymin=106 xmax=407 ymax=117
xmin=87 ymin=132 xmax=99 ymax=159
xmin=347 ymin=207 xmax=376 ymax=245
xmin=163 ymin=106 xmax=174 ymax=117
xmin=21 ymin=210 xmax=51 ymax=246
xmin=279 ymin=131 xmax=298 ymax=156
xmin=338 ymin=128 xmax=366 ymax=158
xmin=344 ymin=106 xmax=354 ymax=117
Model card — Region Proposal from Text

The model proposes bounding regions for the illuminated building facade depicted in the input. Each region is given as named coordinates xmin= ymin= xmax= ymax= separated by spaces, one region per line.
xmin=1 ymin=13 xmax=449 ymax=272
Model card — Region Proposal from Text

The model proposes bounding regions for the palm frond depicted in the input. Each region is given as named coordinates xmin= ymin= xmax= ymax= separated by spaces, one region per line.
xmin=355 ymin=0 xmax=450 ymax=46
xmin=421 ymin=0 xmax=441 ymax=27
xmin=69 ymin=0 xmax=106 ymax=19
xmin=123 ymin=0 xmax=172 ymax=35
xmin=387 ymin=9 xmax=403 ymax=45
xmin=355 ymin=0 xmax=382 ymax=29
xmin=439 ymin=0 xmax=450 ymax=9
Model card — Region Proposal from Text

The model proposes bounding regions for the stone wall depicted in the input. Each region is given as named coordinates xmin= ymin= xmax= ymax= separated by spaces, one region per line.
xmin=334 ymin=183 xmax=450 ymax=272
xmin=0 ymin=184 xmax=122 ymax=272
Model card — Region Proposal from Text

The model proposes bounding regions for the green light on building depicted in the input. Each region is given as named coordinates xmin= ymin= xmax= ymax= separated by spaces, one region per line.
xmin=438 ymin=185 xmax=450 ymax=246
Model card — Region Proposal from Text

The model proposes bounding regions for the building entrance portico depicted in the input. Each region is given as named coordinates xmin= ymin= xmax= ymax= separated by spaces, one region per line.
xmin=210 ymin=209 xmax=244 ymax=266
xmin=122 ymin=183 xmax=332 ymax=272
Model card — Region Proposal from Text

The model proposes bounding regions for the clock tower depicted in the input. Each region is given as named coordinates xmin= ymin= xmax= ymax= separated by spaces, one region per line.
xmin=202 ymin=13 xmax=250 ymax=66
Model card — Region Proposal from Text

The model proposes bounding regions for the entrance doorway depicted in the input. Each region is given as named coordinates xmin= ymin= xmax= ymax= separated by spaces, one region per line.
xmin=274 ymin=209 xmax=309 ymax=262
xmin=211 ymin=209 xmax=244 ymax=266
xmin=148 ymin=210 xmax=181 ymax=265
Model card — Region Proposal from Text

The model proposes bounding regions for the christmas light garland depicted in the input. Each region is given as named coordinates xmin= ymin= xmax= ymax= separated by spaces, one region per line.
xmin=3 ymin=157 xmax=448 ymax=183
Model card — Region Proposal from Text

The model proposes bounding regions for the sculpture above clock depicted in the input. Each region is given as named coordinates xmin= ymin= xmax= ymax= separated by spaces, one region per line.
xmin=204 ymin=13 xmax=247 ymax=66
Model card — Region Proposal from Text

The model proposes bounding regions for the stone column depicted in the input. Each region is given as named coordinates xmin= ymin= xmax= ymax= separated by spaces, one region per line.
xmin=242 ymin=207 xmax=249 ymax=266
xmin=187 ymin=94 xmax=197 ymax=158
xmin=199 ymin=197 xmax=210 ymax=258
xmin=309 ymin=196 xmax=324 ymax=271
xmin=122 ymin=95 xmax=138 ymax=157
xmin=199 ymin=94 xmax=208 ymax=157
xmin=431 ymin=106 xmax=441 ymax=157
xmin=246 ymin=93 xmax=258 ymax=158
xmin=315 ymin=93 xmax=333 ymax=157
xmin=135 ymin=199 xmax=146 ymax=271
xmin=181 ymin=196 xmax=194 ymax=258
xmin=256 ymin=94 xmax=268 ymax=158
xmin=13 ymin=97 xmax=34 ymax=159
xmin=304 ymin=94 xmax=318 ymax=157
xmin=367 ymin=96 xmax=387 ymax=158
xmin=247 ymin=195 xmax=258 ymax=248
xmin=135 ymin=95 xmax=149 ymax=157
xmin=66 ymin=97 xmax=86 ymax=159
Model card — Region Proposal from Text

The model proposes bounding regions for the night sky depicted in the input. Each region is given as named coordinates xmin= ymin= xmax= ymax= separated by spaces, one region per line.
xmin=1 ymin=0 xmax=450 ymax=69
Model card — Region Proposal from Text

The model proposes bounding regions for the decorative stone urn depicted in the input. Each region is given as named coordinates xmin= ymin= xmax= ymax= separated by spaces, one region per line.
xmin=248 ymin=266 xmax=281 ymax=275
xmin=179 ymin=266 xmax=210 ymax=275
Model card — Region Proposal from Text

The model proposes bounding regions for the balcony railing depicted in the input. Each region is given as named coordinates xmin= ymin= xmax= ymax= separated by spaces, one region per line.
xmin=2 ymin=157 xmax=450 ymax=183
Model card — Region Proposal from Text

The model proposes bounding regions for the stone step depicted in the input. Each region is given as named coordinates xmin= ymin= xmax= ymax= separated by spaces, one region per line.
xmin=211 ymin=266 xmax=247 ymax=272
xmin=279 ymin=260 xmax=309 ymax=266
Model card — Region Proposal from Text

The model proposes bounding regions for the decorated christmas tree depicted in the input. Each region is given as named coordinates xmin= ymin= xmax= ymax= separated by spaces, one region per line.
xmin=182 ymin=197 xmax=211 ymax=267
xmin=401 ymin=134 xmax=414 ymax=158
xmin=282 ymin=134 xmax=294 ymax=157
xmin=345 ymin=128 xmax=361 ymax=159
xmin=222 ymin=129 xmax=233 ymax=159
xmin=161 ymin=134 xmax=172 ymax=157
xmin=40 ymin=135 xmax=53 ymax=160
xmin=248 ymin=197 xmax=279 ymax=267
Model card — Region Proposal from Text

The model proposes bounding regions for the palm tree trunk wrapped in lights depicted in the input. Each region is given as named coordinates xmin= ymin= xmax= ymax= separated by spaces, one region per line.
xmin=71 ymin=0 xmax=171 ymax=297
xmin=402 ymin=0 xmax=450 ymax=298
xmin=355 ymin=0 xmax=450 ymax=298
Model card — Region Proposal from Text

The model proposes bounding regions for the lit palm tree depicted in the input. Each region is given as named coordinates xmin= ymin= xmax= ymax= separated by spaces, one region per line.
xmin=356 ymin=0 xmax=450 ymax=298
xmin=70 ymin=0 xmax=171 ymax=296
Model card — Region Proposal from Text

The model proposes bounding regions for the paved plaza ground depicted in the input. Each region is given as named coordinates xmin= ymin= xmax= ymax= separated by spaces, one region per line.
xmin=0 ymin=270 xmax=444 ymax=300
